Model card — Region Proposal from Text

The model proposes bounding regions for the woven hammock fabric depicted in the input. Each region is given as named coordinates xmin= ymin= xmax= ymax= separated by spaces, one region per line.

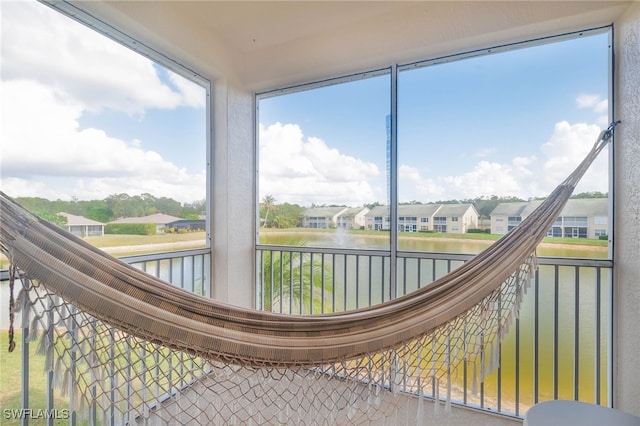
xmin=0 ymin=125 xmax=613 ymax=368
xmin=0 ymin=124 xmax=615 ymax=424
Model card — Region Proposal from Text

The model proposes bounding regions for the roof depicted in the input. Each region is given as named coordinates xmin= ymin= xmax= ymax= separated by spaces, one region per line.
xmin=110 ymin=213 xmax=182 ymax=225
xmin=489 ymin=202 xmax=530 ymax=217
xmin=366 ymin=206 xmax=389 ymax=217
xmin=561 ymin=198 xmax=609 ymax=216
xmin=434 ymin=204 xmax=477 ymax=217
xmin=493 ymin=198 xmax=609 ymax=218
xmin=365 ymin=204 xmax=469 ymax=218
xmin=303 ymin=207 xmax=347 ymax=218
xmin=337 ymin=207 xmax=368 ymax=218
xmin=60 ymin=212 xmax=104 ymax=226
xmin=64 ymin=2 xmax=630 ymax=92
xmin=398 ymin=204 xmax=441 ymax=217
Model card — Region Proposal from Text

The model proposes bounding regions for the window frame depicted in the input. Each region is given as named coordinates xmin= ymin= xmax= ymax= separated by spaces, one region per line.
xmin=254 ymin=24 xmax=614 ymax=296
xmin=42 ymin=0 xmax=213 ymax=249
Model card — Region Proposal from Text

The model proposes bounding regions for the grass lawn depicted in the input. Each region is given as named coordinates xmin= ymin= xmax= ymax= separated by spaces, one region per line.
xmin=83 ymin=231 xmax=207 ymax=248
xmin=0 ymin=331 xmax=73 ymax=426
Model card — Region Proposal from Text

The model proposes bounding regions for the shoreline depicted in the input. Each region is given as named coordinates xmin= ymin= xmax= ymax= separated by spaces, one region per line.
xmin=260 ymin=230 xmax=608 ymax=252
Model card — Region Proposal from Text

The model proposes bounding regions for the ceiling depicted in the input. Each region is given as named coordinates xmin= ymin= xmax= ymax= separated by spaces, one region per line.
xmin=68 ymin=1 xmax=632 ymax=92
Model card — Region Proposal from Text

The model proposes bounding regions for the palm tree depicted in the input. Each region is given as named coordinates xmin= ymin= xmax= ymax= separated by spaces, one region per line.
xmin=262 ymin=195 xmax=275 ymax=228
xmin=259 ymin=239 xmax=333 ymax=314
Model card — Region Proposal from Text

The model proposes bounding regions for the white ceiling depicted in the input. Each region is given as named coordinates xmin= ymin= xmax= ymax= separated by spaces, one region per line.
xmin=68 ymin=1 xmax=632 ymax=92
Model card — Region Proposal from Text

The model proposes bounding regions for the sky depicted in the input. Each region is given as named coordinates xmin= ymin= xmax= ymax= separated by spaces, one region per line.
xmin=1 ymin=1 xmax=611 ymax=208
xmin=259 ymin=31 xmax=611 ymax=207
xmin=1 ymin=1 xmax=207 ymax=204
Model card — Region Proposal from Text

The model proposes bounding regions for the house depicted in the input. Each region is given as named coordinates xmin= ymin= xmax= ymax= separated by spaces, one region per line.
xmin=168 ymin=219 xmax=206 ymax=232
xmin=398 ymin=204 xmax=441 ymax=232
xmin=490 ymin=202 xmax=530 ymax=235
xmin=301 ymin=207 xmax=348 ymax=229
xmin=365 ymin=204 xmax=479 ymax=233
xmin=364 ymin=205 xmax=389 ymax=231
xmin=490 ymin=199 xmax=609 ymax=238
xmin=431 ymin=204 xmax=479 ymax=234
xmin=20 ymin=1 xmax=640 ymax=424
xmin=335 ymin=207 xmax=369 ymax=230
xmin=110 ymin=213 xmax=182 ymax=234
xmin=60 ymin=212 xmax=104 ymax=237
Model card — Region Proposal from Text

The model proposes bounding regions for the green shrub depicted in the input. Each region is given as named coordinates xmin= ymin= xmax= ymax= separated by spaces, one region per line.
xmin=598 ymin=234 xmax=608 ymax=240
xmin=467 ymin=228 xmax=489 ymax=234
xmin=105 ymin=223 xmax=156 ymax=235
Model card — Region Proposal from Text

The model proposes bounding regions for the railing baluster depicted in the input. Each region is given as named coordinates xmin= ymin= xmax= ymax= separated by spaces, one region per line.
xmin=279 ymin=250 xmax=284 ymax=314
xmin=381 ymin=256 xmax=386 ymax=303
xmin=332 ymin=253 xmax=336 ymax=313
xmin=322 ymin=254 xmax=326 ymax=313
xmin=368 ymin=256 xmax=372 ymax=307
xmin=289 ymin=251 xmax=294 ymax=314
xmin=309 ymin=252 xmax=314 ymax=314
xmin=343 ymin=254 xmax=348 ymax=311
xmin=299 ymin=251 xmax=303 ymax=315
xmin=595 ymin=268 xmax=601 ymax=405
xmin=515 ymin=316 xmax=520 ymax=417
xmin=534 ymin=268 xmax=540 ymax=405
xmin=355 ymin=255 xmax=360 ymax=309
xmin=267 ymin=249 xmax=273 ymax=312
xmin=46 ymin=297 xmax=54 ymax=426
xmin=553 ymin=265 xmax=559 ymax=400
xmin=574 ymin=265 xmax=580 ymax=401
xmin=21 ymin=279 xmax=29 ymax=426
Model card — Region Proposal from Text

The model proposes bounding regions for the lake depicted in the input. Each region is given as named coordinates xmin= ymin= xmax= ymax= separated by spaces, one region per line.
xmin=258 ymin=231 xmax=610 ymax=412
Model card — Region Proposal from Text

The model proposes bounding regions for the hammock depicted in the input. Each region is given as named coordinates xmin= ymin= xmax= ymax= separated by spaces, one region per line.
xmin=0 ymin=122 xmax=617 ymax=424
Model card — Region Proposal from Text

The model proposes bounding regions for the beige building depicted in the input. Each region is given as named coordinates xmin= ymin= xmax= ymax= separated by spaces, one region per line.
xmin=335 ymin=207 xmax=369 ymax=230
xmin=60 ymin=212 xmax=105 ymax=237
xmin=110 ymin=213 xmax=182 ymax=234
xmin=432 ymin=204 xmax=480 ymax=234
xmin=491 ymin=198 xmax=609 ymax=239
xmin=365 ymin=204 xmax=479 ymax=233
xmin=301 ymin=207 xmax=348 ymax=229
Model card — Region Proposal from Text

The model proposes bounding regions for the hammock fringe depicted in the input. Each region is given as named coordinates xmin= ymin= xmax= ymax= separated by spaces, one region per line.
xmin=0 ymin=122 xmax=618 ymax=424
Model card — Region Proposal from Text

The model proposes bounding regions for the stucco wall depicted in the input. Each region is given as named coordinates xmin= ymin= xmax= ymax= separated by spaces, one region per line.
xmin=614 ymin=1 xmax=640 ymax=416
xmin=211 ymin=79 xmax=256 ymax=308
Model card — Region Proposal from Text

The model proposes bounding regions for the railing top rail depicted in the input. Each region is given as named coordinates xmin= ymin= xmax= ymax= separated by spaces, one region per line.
xmin=120 ymin=247 xmax=211 ymax=264
xmin=256 ymin=244 xmax=391 ymax=257
xmin=0 ymin=247 xmax=212 ymax=281
xmin=256 ymin=244 xmax=612 ymax=268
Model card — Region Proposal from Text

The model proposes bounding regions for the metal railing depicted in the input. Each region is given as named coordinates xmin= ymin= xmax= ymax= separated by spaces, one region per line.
xmin=256 ymin=244 xmax=613 ymax=418
xmin=1 ymin=248 xmax=211 ymax=426
xmin=1 ymin=245 xmax=612 ymax=422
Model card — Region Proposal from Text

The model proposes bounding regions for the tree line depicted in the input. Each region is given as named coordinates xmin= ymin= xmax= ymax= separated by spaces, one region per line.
xmin=16 ymin=193 xmax=206 ymax=224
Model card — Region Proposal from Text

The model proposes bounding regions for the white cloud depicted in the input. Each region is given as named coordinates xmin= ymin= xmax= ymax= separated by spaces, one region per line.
xmin=0 ymin=80 xmax=205 ymax=203
xmin=576 ymin=94 xmax=608 ymax=113
xmin=398 ymin=121 xmax=607 ymax=203
xmin=0 ymin=2 xmax=206 ymax=203
xmin=259 ymin=123 xmax=382 ymax=206
xmin=576 ymin=94 xmax=609 ymax=126
xmin=1 ymin=1 xmax=202 ymax=115
xmin=398 ymin=164 xmax=446 ymax=202
xmin=540 ymin=121 xmax=608 ymax=195
xmin=259 ymin=119 xmax=609 ymax=206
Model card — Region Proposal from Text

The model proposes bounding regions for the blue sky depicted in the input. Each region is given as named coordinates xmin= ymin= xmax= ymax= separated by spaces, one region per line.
xmin=258 ymin=31 xmax=610 ymax=206
xmin=1 ymin=1 xmax=207 ymax=203
xmin=1 ymin=1 xmax=610 ymax=208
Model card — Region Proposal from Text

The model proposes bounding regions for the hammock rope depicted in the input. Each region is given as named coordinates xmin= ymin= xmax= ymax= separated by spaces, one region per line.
xmin=0 ymin=121 xmax=617 ymax=424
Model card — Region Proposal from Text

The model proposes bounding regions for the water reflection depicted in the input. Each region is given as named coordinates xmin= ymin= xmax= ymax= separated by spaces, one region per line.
xmin=260 ymin=231 xmax=608 ymax=259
